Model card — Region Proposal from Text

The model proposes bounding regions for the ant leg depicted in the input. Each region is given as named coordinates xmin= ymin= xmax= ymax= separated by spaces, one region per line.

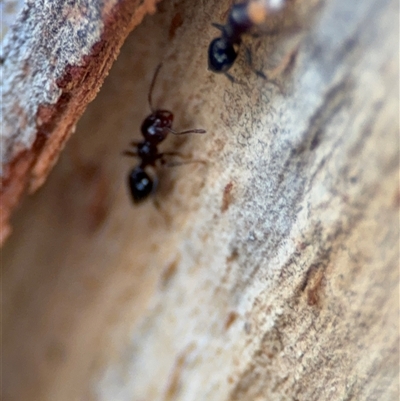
xmin=155 ymin=151 xmax=186 ymax=165
xmin=167 ymin=128 xmax=206 ymax=135
xmin=224 ymin=71 xmax=237 ymax=83
xmin=249 ymin=32 xmax=262 ymax=39
xmin=164 ymin=160 xmax=206 ymax=168
xmin=244 ymin=45 xmax=267 ymax=79
xmin=157 ymin=152 xmax=205 ymax=168
xmin=223 ymin=71 xmax=248 ymax=85
xmin=122 ymin=150 xmax=138 ymax=157
xmin=129 ymin=140 xmax=141 ymax=147
xmin=211 ymin=22 xmax=225 ymax=32
xmin=152 ymin=195 xmax=173 ymax=226
xmin=249 ymin=28 xmax=281 ymax=39
xmin=160 ymin=151 xmax=185 ymax=157
xmin=152 ymin=196 xmax=162 ymax=211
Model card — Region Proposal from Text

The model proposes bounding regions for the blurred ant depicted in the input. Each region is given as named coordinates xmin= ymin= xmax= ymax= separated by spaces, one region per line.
xmin=123 ymin=63 xmax=206 ymax=204
xmin=208 ymin=0 xmax=287 ymax=81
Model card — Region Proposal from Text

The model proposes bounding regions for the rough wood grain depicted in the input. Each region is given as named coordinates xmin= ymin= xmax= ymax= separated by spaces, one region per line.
xmin=0 ymin=0 xmax=159 ymax=243
xmin=2 ymin=0 xmax=399 ymax=400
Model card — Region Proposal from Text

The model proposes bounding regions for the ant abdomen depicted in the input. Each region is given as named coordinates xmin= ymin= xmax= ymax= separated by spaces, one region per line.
xmin=128 ymin=166 xmax=155 ymax=204
xmin=208 ymin=37 xmax=238 ymax=73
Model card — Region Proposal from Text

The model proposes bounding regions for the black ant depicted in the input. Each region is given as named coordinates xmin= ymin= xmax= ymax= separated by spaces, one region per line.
xmin=123 ymin=64 xmax=206 ymax=204
xmin=208 ymin=0 xmax=287 ymax=81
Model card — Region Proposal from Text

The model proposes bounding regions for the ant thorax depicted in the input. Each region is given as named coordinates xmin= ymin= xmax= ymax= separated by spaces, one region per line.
xmin=225 ymin=3 xmax=253 ymax=43
xmin=136 ymin=141 xmax=159 ymax=167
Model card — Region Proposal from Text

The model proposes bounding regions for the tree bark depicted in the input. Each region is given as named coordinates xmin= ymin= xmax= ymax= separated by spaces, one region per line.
xmin=0 ymin=0 xmax=159 ymax=243
xmin=2 ymin=0 xmax=399 ymax=400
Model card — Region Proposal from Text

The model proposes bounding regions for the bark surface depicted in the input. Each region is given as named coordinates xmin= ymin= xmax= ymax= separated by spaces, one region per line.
xmin=0 ymin=0 xmax=159 ymax=243
xmin=2 ymin=0 xmax=399 ymax=400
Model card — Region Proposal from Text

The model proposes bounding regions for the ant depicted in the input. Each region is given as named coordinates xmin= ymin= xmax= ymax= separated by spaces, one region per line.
xmin=123 ymin=63 xmax=206 ymax=204
xmin=208 ymin=0 xmax=287 ymax=81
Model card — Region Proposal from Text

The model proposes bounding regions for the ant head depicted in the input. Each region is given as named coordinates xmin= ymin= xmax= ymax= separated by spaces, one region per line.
xmin=128 ymin=166 xmax=155 ymax=203
xmin=208 ymin=37 xmax=237 ymax=73
xmin=141 ymin=110 xmax=174 ymax=144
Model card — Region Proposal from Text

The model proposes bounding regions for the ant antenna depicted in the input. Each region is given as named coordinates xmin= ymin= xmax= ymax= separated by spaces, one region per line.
xmin=148 ymin=63 xmax=163 ymax=112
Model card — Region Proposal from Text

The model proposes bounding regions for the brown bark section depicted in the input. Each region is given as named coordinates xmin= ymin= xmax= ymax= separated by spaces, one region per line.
xmin=2 ymin=0 xmax=399 ymax=400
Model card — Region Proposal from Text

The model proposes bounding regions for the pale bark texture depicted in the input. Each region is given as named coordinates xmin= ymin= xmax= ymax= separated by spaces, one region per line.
xmin=2 ymin=0 xmax=399 ymax=401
